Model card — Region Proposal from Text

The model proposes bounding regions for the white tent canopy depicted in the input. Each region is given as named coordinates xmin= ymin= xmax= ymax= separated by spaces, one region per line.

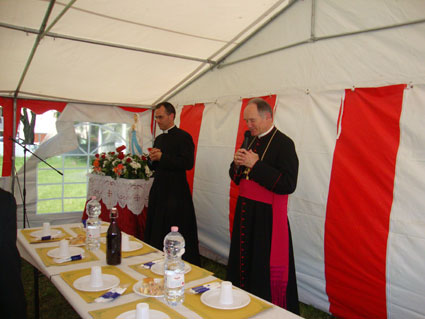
xmin=0 ymin=0 xmax=291 ymax=106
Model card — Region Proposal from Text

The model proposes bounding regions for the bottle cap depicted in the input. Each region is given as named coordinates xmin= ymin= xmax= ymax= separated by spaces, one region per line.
xmin=171 ymin=226 xmax=178 ymax=232
xmin=110 ymin=207 xmax=118 ymax=218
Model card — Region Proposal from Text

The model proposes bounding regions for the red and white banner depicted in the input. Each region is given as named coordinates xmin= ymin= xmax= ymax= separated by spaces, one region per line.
xmin=325 ymin=85 xmax=404 ymax=318
xmin=181 ymin=84 xmax=425 ymax=318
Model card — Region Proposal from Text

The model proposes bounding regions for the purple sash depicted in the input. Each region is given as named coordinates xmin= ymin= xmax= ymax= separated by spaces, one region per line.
xmin=239 ymin=179 xmax=289 ymax=308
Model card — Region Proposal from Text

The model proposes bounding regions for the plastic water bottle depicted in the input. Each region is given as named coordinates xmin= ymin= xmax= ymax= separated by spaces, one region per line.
xmin=86 ymin=196 xmax=101 ymax=251
xmin=163 ymin=226 xmax=186 ymax=306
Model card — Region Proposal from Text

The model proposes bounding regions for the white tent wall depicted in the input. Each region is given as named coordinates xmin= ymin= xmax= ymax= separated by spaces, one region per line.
xmin=14 ymin=103 xmax=153 ymax=227
xmin=387 ymin=85 xmax=425 ymax=319
xmin=274 ymin=89 xmax=342 ymax=313
xmin=166 ymin=1 xmax=425 ymax=318
xmin=191 ymin=98 xmax=243 ymax=262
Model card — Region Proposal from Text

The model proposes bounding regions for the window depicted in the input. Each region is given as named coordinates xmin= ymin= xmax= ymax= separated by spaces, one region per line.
xmin=37 ymin=122 xmax=129 ymax=214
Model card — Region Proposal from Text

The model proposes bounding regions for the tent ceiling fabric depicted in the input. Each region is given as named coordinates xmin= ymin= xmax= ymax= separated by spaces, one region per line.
xmin=0 ymin=0 xmax=290 ymax=106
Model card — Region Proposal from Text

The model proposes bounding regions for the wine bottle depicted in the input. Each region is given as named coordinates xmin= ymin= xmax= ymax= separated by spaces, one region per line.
xmin=106 ymin=207 xmax=121 ymax=265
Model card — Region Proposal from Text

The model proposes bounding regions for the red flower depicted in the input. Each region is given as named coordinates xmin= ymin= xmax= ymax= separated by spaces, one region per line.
xmin=118 ymin=152 xmax=125 ymax=160
xmin=126 ymin=158 xmax=132 ymax=163
xmin=95 ymin=154 xmax=100 ymax=158
xmin=113 ymin=163 xmax=124 ymax=176
xmin=141 ymin=155 xmax=147 ymax=161
xmin=101 ymin=154 xmax=106 ymax=159
xmin=116 ymin=145 xmax=126 ymax=153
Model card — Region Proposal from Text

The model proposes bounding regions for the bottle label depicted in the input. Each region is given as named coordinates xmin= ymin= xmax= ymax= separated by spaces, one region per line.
xmin=87 ymin=227 xmax=100 ymax=239
xmin=166 ymin=273 xmax=185 ymax=289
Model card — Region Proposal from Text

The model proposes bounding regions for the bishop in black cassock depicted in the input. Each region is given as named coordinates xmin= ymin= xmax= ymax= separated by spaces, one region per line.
xmin=145 ymin=102 xmax=200 ymax=266
xmin=227 ymin=98 xmax=300 ymax=314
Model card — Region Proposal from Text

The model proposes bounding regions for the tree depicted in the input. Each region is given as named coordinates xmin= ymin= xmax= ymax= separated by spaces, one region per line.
xmin=20 ymin=108 xmax=36 ymax=144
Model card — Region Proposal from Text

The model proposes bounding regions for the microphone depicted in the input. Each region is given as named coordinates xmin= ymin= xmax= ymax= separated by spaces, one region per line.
xmin=235 ymin=130 xmax=251 ymax=176
xmin=241 ymin=131 xmax=251 ymax=150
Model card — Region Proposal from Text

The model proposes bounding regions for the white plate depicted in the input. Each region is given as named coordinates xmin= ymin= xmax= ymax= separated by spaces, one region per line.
xmin=69 ymin=241 xmax=85 ymax=247
xmin=116 ymin=309 xmax=169 ymax=319
xmin=47 ymin=246 xmax=84 ymax=258
xmin=151 ymin=261 xmax=191 ymax=276
xmin=30 ymin=229 xmax=62 ymax=238
xmin=73 ymin=274 xmax=119 ymax=292
xmin=123 ymin=241 xmax=143 ymax=252
xmin=133 ymin=279 xmax=164 ymax=298
xmin=201 ymin=288 xmax=250 ymax=310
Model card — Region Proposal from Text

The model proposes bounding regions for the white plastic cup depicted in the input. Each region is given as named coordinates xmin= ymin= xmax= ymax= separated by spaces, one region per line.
xmin=122 ymin=233 xmax=130 ymax=251
xmin=89 ymin=266 xmax=103 ymax=288
xmin=219 ymin=281 xmax=234 ymax=305
xmin=58 ymin=239 xmax=70 ymax=258
xmin=136 ymin=303 xmax=149 ymax=319
xmin=42 ymin=222 xmax=51 ymax=236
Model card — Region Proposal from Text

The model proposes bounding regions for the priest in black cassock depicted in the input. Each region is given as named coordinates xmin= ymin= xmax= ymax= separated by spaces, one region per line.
xmin=145 ymin=102 xmax=201 ymax=266
xmin=227 ymin=98 xmax=300 ymax=314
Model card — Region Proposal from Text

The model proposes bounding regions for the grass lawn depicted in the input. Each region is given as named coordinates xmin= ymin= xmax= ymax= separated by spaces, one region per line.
xmin=2 ymin=155 xmax=89 ymax=214
xmin=21 ymin=257 xmax=333 ymax=318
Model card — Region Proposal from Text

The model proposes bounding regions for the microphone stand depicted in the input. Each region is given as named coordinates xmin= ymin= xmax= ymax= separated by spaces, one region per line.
xmin=10 ymin=137 xmax=63 ymax=319
xmin=10 ymin=137 xmax=63 ymax=229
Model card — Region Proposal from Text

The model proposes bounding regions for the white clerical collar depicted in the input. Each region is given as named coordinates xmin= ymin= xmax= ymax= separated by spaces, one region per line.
xmin=259 ymin=125 xmax=274 ymax=138
xmin=162 ymin=125 xmax=175 ymax=134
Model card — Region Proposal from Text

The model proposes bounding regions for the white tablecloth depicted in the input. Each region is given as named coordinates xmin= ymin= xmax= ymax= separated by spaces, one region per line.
xmin=87 ymin=174 xmax=153 ymax=215
xmin=17 ymin=224 xmax=302 ymax=319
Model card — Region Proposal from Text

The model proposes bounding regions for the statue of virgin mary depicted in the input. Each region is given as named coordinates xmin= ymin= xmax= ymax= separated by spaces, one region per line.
xmin=129 ymin=113 xmax=143 ymax=155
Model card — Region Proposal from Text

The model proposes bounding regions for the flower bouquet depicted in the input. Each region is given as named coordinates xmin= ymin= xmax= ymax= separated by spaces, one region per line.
xmin=91 ymin=145 xmax=153 ymax=180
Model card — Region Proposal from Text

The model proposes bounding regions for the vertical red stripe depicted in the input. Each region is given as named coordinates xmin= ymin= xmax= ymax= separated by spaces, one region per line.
xmin=151 ymin=110 xmax=155 ymax=135
xmin=179 ymin=103 xmax=205 ymax=194
xmin=1 ymin=97 xmax=21 ymax=176
xmin=325 ymin=85 xmax=405 ymax=319
xmin=228 ymin=95 xmax=277 ymax=235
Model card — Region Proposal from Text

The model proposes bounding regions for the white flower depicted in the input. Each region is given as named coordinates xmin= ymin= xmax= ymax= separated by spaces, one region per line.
xmin=145 ymin=165 xmax=152 ymax=177
xmin=130 ymin=162 xmax=141 ymax=169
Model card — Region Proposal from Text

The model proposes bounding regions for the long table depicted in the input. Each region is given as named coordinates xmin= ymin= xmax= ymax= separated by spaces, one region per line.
xmin=17 ymin=223 xmax=302 ymax=319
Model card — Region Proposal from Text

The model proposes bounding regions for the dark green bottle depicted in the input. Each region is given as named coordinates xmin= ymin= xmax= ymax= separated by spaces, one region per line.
xmin=106 ymin=207 xmax=121 ymax=265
